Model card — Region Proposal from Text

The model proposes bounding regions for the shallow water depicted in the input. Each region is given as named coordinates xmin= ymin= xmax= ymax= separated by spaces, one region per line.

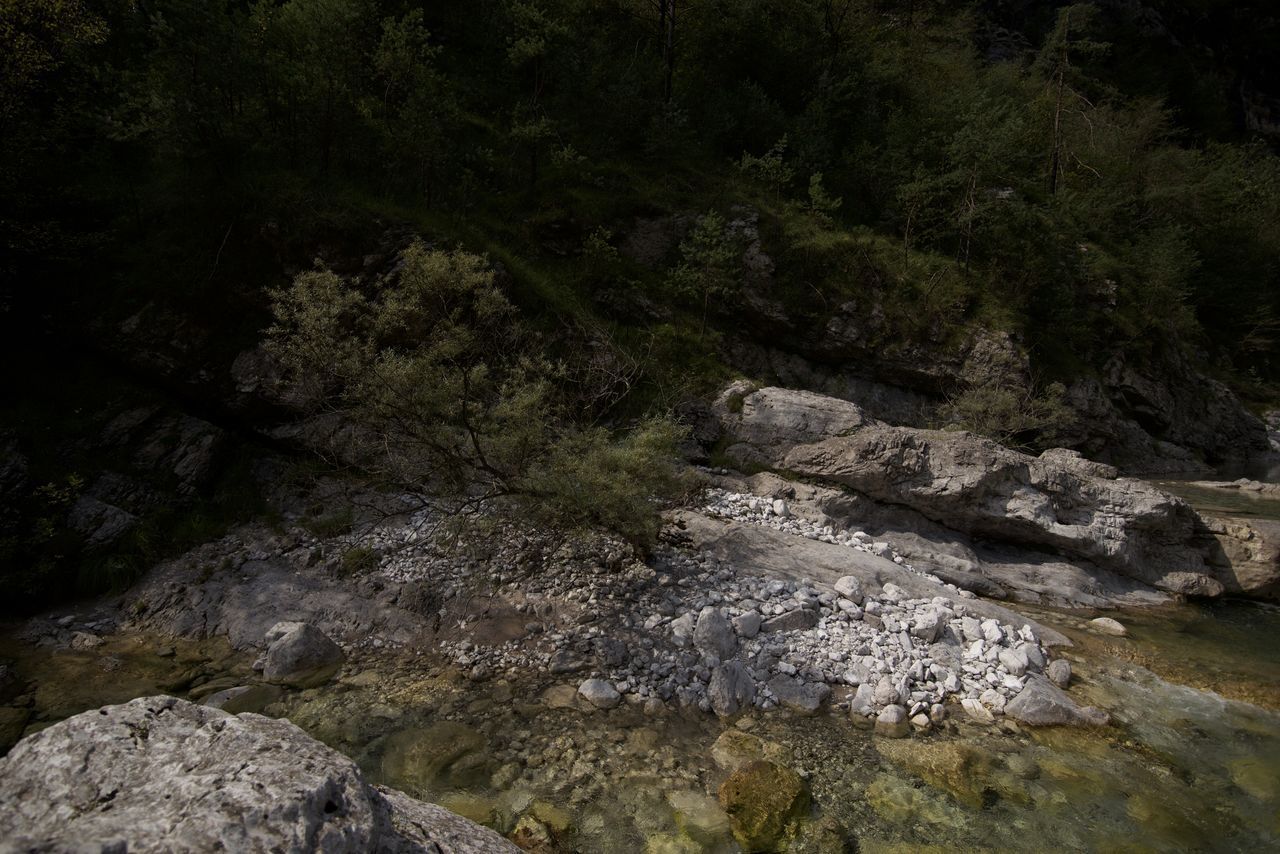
xmin=1154 ymin=480 xmax=1280 ymax=521
xmin=4 ymin=599 xmax=1278 ymax=852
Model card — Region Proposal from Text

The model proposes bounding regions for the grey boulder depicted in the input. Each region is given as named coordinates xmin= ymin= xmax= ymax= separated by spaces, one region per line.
xmin=874 ymin=704 xmax=909 ymax=738
xmin=693 ymin=606 xmax=736 ymax=660
xmin=707 ymin=662 xmax=757 ymax=718
xmin=1004 ymin=676 xmax=1109 ymax=727
xmin=766 ymin=675 xmax=830 ymax=716
xmin=0 ymin=696 xmax=517 ymax=853
xmin=577 ymin=678 xmax=622 ymax=710
xmin=262 ymin=621 xmax=345 ymax=688
xmin=1047 ymin=659 xmax=1072 ymax=688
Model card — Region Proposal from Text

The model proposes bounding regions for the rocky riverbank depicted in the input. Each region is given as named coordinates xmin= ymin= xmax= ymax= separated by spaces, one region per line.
xmin=706 ymin=383 xmax=1280 ymax=605
xmin=2 ymin=382 xmax=1278 ymax=851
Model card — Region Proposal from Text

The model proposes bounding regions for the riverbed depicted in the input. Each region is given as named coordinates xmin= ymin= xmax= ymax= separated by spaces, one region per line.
xmin=3 ymin=596 xmax=1278 ymax=853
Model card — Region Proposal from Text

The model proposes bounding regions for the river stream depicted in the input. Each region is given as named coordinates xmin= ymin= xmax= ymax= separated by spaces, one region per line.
xmin=3 ymin=596 xmax=1278 ymax=853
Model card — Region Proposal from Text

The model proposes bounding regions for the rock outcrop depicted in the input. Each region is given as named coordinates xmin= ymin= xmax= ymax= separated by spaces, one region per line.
xmin=712 ymin=384 xmax=1278 ymax=603
xmin=1199 ymin=516 xmax=1280 ymax=600
xmin=0 ymin=695 xmax=517 ymax=853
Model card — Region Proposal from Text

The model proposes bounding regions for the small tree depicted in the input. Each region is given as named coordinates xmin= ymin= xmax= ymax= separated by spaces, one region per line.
xmin=267 ymin=241 xmax=686 ymax=543
xmin=939 ymin=378 xmax=1072 ymax=449
xmin=506 ymin=0 xmax=566 ymax=186
xmin=371 ymin=9 xmax=457 ymax=206
xmin=1036 ymin=4 xmax=1108 ymax=196
xmin=739 ymin=135 xmax=795 ymax=201
xmin=806 ymin=172 xmax=843 ymax=220
xmin=669 ymin=211 xmax=742 ymax=337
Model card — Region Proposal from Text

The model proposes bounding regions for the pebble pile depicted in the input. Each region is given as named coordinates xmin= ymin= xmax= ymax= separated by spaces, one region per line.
xmin=354 ymin=490 xmax=1056 ymax=732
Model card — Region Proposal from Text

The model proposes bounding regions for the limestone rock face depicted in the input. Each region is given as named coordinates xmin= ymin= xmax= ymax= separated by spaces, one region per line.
xmin=715 ymin=385 xmax=1279 ymax=601
xmin=0 ymin=696 xmax=517 ymax=853
xmin=781 ymin=425 xmax=1207 ymax=591
xmin=262 ymin=621 xmax=345 ymax=687
xmin=1200 ymin=516 xmax=1280 ymax=600
xmin=715 ymin=382 xmax=868 ymax=465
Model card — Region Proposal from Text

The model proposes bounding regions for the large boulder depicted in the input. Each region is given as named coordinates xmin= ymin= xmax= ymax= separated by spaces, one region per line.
xmin=262 ymin=621 xmax=345 ymax=687
xmin=781 ymin=426 xmax=1210 ymax=593
xmin=1200 ymin=516 xmax=1280 ymax=600
xmin=717 ymin=760 xmax=810 ymax=852
xmin=714 ymin=382 xmax=867 ymax=465
xmin=0 ymin=696 xmax=517 ymax=853
xmin=1004 ymin=676 xmax=1110 ymax=727
xmin=692 ymin=605 xmax=736 ymax=660
xmin=715 ymin=385 xmax=1260 ymax=599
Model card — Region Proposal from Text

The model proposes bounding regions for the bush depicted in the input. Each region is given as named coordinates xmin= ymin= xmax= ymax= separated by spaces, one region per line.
xmin=939 ymin=379 xmax=1072 ymax=449
xmin=267 ymin=241 xmax=686 ymax=545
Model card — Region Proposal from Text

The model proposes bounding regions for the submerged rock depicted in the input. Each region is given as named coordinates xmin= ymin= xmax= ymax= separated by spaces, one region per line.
xmin=1004 ymin=676 xmax=1110 ymax=727
xmin=667 ymin=789 xmax=732 ymax=847
xmin=381 ymin=721 xmax=492 ymax=792
xmin=875 ymin=739 xmax=999 ymax=809
xmin=202 ymin=683 xmax=283 ymax=714
xmin=710 ymin=729 xmax=793 ymax=773
xmin=0 ymin=696 xmax=516 ymax=852
xmin=717 ymin=760 xmax=811 ymax=851
xmin=1089 ymin=617 xmax=1128 ymax=637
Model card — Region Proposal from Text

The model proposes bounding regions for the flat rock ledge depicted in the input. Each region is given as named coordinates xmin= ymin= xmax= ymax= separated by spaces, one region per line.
xmin=0 ymin=696 xmax=517 ymax=854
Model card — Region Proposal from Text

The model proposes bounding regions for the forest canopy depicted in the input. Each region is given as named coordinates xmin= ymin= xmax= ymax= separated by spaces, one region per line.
xmin=4 ymin=0 xmax=1278 ymax=387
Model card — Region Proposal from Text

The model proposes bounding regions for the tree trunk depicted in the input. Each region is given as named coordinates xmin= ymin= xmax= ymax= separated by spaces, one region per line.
xmin=663 ymin=0 xmax=676 ymax=102
xmin=1049 ymin=65 xmax=1064 ymax=196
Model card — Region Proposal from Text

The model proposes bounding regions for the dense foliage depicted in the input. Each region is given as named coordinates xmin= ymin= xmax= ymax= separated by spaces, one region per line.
xmin=267 ymin=242 xmax=689 ymax=543
xmin=4 ymin=0 xmax=1279 ymax=384
xmin=3 ymin=0 xmax=1280 ymax=602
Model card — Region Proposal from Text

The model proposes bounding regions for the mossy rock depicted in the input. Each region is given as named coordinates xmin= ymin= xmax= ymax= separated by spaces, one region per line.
xmin=875 ymin=738 xmax=999 ymax=809
xmin=437 ymin=792 xmax=498 ymax=827
xmin=381 ymin=721 xmax=491 ymax=792
xmin=531 ymin=800 xmax=574 ymax=833
xmin=710 ymin=728 xmax=792 ymax=771
xmin=0 ymin=706 xmax=31 ymax=754
xmin=644 ymin=832 xmax=703 ymax=854
xmin=788 ymin=813 xmax=857 ymax=854
xmin=717 ymin=760 xmax=810 ymax=852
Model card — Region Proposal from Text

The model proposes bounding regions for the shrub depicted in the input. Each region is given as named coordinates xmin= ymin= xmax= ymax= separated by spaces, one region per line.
xmin=939 ymin=379 xmax=1072 ymax=449
xmin=267 ymin=241 xmax=686 ymax=545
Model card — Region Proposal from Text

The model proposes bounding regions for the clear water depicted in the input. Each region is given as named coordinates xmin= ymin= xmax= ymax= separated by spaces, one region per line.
xmin=4 ymin=599 xmax=1279 ymax=852
xmin=1154 ymin=481 xmax=1280 ymax=521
